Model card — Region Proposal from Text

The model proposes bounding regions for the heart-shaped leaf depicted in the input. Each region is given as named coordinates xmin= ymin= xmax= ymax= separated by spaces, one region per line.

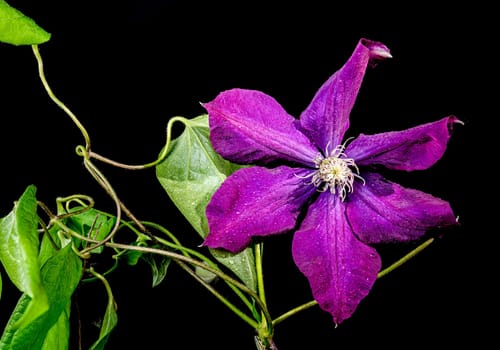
xmin=156 ymin=115 xmax=257 ymax=291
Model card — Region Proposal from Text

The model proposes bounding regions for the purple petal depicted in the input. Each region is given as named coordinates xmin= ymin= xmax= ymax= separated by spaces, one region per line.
xmin=348 ymin=172 xmax=458 ymax=244
xmin=346 ymin=116 xmax=461 ymax=171
xmin=298 ymin=38 xmax=391 ymax=151
xmin=203 ymin=89 xmax=318 ymax=167
xmin=204 ymin=166 xmax=316 ymax=253
xmin=292 ymin=192 xmax=381 ymax=325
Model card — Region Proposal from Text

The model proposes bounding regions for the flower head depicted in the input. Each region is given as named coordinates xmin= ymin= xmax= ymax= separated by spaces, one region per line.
xmin=201 ymin=38 xmax=460 ymax=325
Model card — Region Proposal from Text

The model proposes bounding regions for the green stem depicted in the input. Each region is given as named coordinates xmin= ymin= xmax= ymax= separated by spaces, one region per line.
xmin=115 ymin=220 xmax=256 ymax=314
xmin=106 ymin=242 xmax=274 ymax=331
xmin=255 ymin=243 xmax=267 ymax=307
xmin=86 ymin=267 xmax=117 ymax=316
xmin=32 ymin=45 xmax=91 ymax=150
xmin=78 ymin=158 xmax=122 ymax=256
xmin=87 ymin=115 xmax=188 ymax=169
xmin=272 ymin=237 xmax=436 ymax=326
xmin=377 ymin=237 xmax=435 ymax=278
xmin=253 ymin=243 xmax=276 ymax=347
xmin=272 ymin=300 xmax=318 ymax=327
xmin=175 ymin=259 xmax=259 ymax=330
xmin=33 ymin=44 xmax=154 ymax=241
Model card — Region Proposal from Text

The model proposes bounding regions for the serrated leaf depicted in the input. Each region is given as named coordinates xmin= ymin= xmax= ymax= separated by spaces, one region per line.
xmin=0 ymin=185 xmax=48 ymax=329
xmin=0 ymin=0 xmax=51 ymax=45
xmin=156 ymin=114 xmax=257 ymax=291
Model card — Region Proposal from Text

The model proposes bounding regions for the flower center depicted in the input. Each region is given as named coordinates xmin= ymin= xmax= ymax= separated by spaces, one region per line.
xmin=310 ymin=142 xmax=364 ymax=201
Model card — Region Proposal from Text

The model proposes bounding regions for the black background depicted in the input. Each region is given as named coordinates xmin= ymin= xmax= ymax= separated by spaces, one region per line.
xmin=0 ymin=1 xmax=490 ymax=349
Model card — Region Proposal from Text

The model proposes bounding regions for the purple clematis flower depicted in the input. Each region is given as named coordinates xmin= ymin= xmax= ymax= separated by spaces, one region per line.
xmin=201 ymin=38 xmax=460 ymax=325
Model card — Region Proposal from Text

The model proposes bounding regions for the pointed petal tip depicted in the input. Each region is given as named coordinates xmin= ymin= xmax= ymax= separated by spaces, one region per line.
xmin=450 ymin=115 xmax=465 ymax=125
xmin=447 ymin=115 xmax=465 ymax=133
xmin=372 ymin=48 xmax=393 ymax=59
xmin=361 ymin=38 xmax=392 ymax=60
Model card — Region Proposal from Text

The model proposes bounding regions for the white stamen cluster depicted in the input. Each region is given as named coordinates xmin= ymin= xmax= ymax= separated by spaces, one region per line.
xmin=308 ymin=142 xmax=364 ymax=201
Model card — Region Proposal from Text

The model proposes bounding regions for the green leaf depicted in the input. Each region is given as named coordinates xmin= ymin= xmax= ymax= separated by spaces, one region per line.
xmin=195 ymin=262 xmax=218 ymax=284
xmin=0 ymin=0 xmax=51 ymax=45
xmin=0 ymin=185 xmax=49 ymax=329
xmin=0 ymin=293 xmax=31 ymax=349
xmin=157 ymin=115 xmax=241 ymax=238
xmin=88 ymin=275 xmax=118 ymax=350
xmin=142 ymin=252 xmax=171 ymax=287
xmin=88 ymin=302 xmax=118 ymax=350
xmin=0 ymin=243 xmax=82 ymax=350
xmin=38 ymin=227 xmax=66 ymax=268
xmin=156 ymin=114 xmax=257 ymax=291
xmin=122 ymin=234 xmax=150 ymax=266
xmin=209 ymin=248 xmax=256 ymax=287
xmin=124 ymin=247 xmax=143 ymax=266
xmin=62 ymin=207 xmax=116 ymax=252
xmin=41 ymin=307 xmax=71 ymax=350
